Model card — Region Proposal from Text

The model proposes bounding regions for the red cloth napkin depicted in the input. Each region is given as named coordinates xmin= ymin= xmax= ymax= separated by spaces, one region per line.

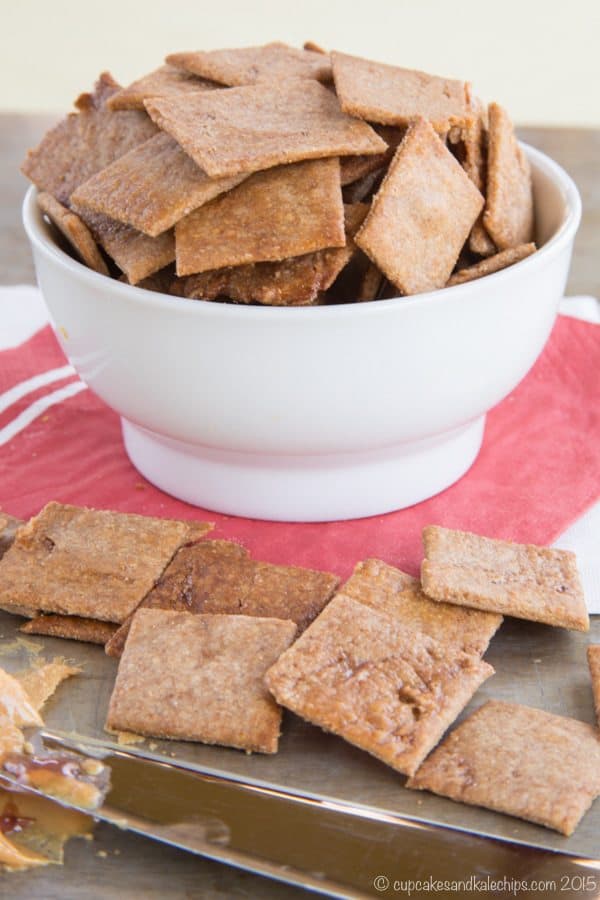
xmin=1 ymin=316 xmax=599 ymax=579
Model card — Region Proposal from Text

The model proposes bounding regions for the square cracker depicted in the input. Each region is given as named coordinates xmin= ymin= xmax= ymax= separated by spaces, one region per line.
xmin=483 ymin=103 xmax=534 ymax=250
xmin=265 ymin=595 xmax=493 ymax=776
xmin=175 ymin=158 xmax=345 ymax=276
xmin=21 ymin=73 xmax=157 ymax=206
xmin=355 ymin=118 xmax=483 ymax=295
xmin=106 ymin=609 xmax=297 ymax=753
xmin=587 ymin=646 xmax=600 ymax=728
xmin=342 ymin=558 xmax=502 ymax=657
xmin=407 ymin=700 xmax=600 ymax=835
xmin=0 ymin=502 xmax=212 ymax=624
xmin=421 ymin=525 xmax=588 ymax=631
xmin=107 ymin=64 xmax=219 ymax=111
xmin=71 ymin=133 xmax=246 ymax=237
xmin=144 ymin=79 xmax=386 ymax=179
xmin=331 ymin=51 xmax=471 ymax=133
xmin=105 ymin=539 xmax=338 ymax=657
xmin=447 ymin=243 xmax=536 ymax=286
xmin=21 ymin=615 xmax=118 ymax=646
xmin=166 ymin=42 xmax=332 ymax=86
xmin=37 ymin=192 xmax=108 ymax=274
xmin=179 ymin=202 xmax=368 ymax=306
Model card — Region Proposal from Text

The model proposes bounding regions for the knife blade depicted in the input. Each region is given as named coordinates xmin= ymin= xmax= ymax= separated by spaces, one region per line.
xmin=1 ymin=729 xmax=599 ymax=899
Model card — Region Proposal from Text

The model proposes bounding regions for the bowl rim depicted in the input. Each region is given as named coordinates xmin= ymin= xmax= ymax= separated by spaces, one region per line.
xmin=23 ymin=141 xmax=582 ymax=321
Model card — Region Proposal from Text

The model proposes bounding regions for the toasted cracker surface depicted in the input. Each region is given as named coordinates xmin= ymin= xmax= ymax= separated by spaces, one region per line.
xmin=175 ymin=158 xmax=345 ymax=276
xmin=21 ymin=615 xmax=118 ymax=645
xmin=37 ymin=192 xmax=108 ymax=274
xmin=105 ymin=539 xmax=338 ymax=657
xmin=587 ymin=646 xmax=600 ymax=728
xmin=107 ymin=64 xmax=219 ymax=111
xmin=447 ymin=243 xmax=536 ymax=286
xmin=331 ymin=51 xmax=471 ymax=132
xmin=145 ymin=79 xmax=386 ymax=179
xmin=0 ymin=502 xmax=211 ymax=623
xmin=265 ymin=595 xmax=493 ymax=776
xmin=166 ymin=42 xmax=332 ymax=86
xmin=71 ymin=133 xmax=246 ymax=237
xmin=342 ymin=559 xmax=502 ymax=656
xmin=356 ymin=119 xmax=483 ymax=294
xmin=21 ymin=73 xmax=157 ymax=206
xmin=483 ymin=103 xmax=534 ymax=250
xmin=421 ymin=526 xmax=588 ymax=631
xmin=407 ymin=700 xmax=600 ymax=835
xmin=106 ymin=609 xmax=297 ymax=753
xmin=448 ymin=114 xmax=496 ymax=257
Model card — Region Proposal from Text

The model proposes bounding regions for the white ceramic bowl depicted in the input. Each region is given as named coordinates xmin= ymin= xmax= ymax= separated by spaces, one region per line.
xmin=22 ymin=143 xmax=581 ymax=522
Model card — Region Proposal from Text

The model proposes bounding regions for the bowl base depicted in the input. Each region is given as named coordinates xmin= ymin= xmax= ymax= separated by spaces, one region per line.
xmin=121 ymin=417 xmax=485 ymax=522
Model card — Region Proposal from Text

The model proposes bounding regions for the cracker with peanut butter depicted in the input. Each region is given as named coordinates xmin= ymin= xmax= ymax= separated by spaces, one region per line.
xmin=36 ymin=192 xmax=109 ymax=274
xmin=166 ymin=41 xmax=332 ymax=86
xmin=407 ymin=700 xmax=600 ymax=836
xmin=107 ymin=64 xmax=219 ymax=111
xmin=587 ymin=646 xmax=600 ymax=728
xmin=447 ymin=242 xmax=536 ymax=286
xmin=106 ymin=609 xmax=297 ymax=753
xmin=175 ymin=158 xmax=345 ymax=276
xmin=0 ymin=502 xmax=211 ymax=623
xmin=265 ymin=595 xmax=494 ymax=776
xmin=421 ymin=525 xmax=589 ymax=631
xmin=144 ymin=79 xmax=386 ymax=179
xmin=71 ymin=133 xmax=247 ymax=237
xmin=355 ymin=118 xmax=484 ymax=294
xmin=20 ymin=615 xmax=118 ymax=646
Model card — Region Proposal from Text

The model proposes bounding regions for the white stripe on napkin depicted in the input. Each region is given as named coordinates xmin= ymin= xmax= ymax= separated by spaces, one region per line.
xmin=0 ymin=364 xmax=76 ymax=415
xmin=0 ymin=380 xmax=88 ymax=447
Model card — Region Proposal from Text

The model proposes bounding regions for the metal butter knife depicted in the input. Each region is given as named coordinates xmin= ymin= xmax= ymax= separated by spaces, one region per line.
xmin=1 ymin=729 xmax=599 ymax=899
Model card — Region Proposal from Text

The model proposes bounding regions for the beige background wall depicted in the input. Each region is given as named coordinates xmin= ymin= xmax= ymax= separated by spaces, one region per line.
xmin=3 ymin=0 xmax=598 ymax=124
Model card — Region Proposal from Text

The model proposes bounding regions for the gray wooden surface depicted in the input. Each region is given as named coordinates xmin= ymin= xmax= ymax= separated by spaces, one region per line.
xmin=0 ymin=115 xmax=599 ymax=898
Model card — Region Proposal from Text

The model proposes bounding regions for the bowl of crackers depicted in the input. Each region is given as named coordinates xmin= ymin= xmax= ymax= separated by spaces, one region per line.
xmin=22 ymin=43 xmax=581 ymax=522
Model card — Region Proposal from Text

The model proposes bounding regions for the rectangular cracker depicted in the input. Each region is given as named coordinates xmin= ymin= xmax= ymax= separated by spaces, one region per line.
xmin=21 ymin=615 xmax=118 ymax=645
xmin=483 ymin=103 xmax=534 ymax=250
xmin=179 ymin=202 xmax=368 ymax=306
xmin=407 ymin=700 xmax=600 ymax=835
xmin=106 ymin=609 xmax=297 ymax=753
xmin=71 ymin=132 xmax=247 ymax=237
xmin=175 ymin=158 xmax=345 ymax=276
xmin=21 ymin=73 xmax=157 ymax=206
xmin=0 ymin=502 xmax=212 ymax=623
xmin=447 ymin=243 xmax=536 ymax=286
xmin=166 ymin=42 xmax=332 ymax=86
xmin=342 ymin=558 xmax=502 ymax=656
xmin=107 ymin=64 xmax=219 ymax=111
xmin=356 ymin=118 xmax=483 ymax=295
xmin=265 ymin=595 xmax=494 ymax=776
xmin=37 ymin=192 xmax=109 ymax=274
xmin=105 ymin=539 xmax=338 ymax=657
xmin=331 ymin=51 xmax=471 ymax=133
xmin=421 ymin=525 xmax=589 ymax=631
xmin=145 ymin=79 xmax=386 ymax=179
xmin=587 ymin=646 xmax=600 ymax=728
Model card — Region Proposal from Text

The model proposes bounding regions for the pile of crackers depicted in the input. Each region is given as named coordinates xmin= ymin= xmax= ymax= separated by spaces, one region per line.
xmin=0 ymin=503 xmax=598 ymax=837
xmin=22 ymin=43 xmax=536 ymax=305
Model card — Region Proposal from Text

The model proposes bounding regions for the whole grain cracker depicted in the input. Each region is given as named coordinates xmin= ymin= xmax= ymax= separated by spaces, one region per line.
xmin=105 ymin=539 xmax=338 ymax=657
xmin=331 ymin=51 xmax=471 ymax=133
xmin=144 ymin=79 xmax=386 ymax=179
xmin=447 ymin=114 xmax=496 ymax=257
xmin=0 ymin=515 xmax=21 ymax=561
xmin=407 ymin=700 xmax=600 ymax=835
xmin=342 ymin=558 xmax=502 ymax=656
xmin=356 ymin=118 xmax=483 ymax=295
xmin=106 ymin=609 xmax=297 ymax=753
xmin=37 ymin=192 xmax=108 ymax=274
xmin=483 ymin=103 xmax=534 ymax=250
xmin=21 ymin=615 xmax=118 ymax=646
xmin=166 ymin=42 xmax=332 ymax=87
xmin=303 ymin=41 xmax=327 ymax=55
xmin=0 ymin=502 xmax=212 ymax=623
xmin=447 ymin=243 xmax=536 ymax=286
xmin=421 ymin=525 xmax=589 ymax=632
xmin=587 ymin=646 xmax=600 ymax=728
xmin=265 ymin=595 xmax=493 ymax=776
xmin=175 ymin=158 xmax=345 ymax=276
xmin=107 ymin=64 xmax=219 ymax=111
xmin=71 ymin=132 xmax=247 ymax=237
